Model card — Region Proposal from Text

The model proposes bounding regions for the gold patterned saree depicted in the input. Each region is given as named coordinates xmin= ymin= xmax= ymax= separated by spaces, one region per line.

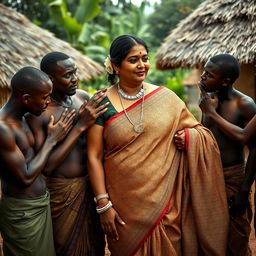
xmin=103 ymin=87 xmax=229 ymax=256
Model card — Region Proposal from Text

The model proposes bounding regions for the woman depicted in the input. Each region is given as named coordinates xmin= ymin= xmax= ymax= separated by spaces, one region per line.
xmin=87 ymin=35 xmax=229 ymax=256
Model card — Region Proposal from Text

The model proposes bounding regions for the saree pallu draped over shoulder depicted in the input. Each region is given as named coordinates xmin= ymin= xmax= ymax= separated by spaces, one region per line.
xmin=103 ymin=87 xmax=229 ymax=256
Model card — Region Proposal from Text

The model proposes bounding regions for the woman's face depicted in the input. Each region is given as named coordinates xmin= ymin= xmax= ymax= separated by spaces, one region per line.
xmin=117 ymin=44 xmax=150 ymax=85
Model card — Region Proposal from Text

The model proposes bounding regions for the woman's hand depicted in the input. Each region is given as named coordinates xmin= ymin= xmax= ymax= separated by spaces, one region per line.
xmin=99 ymin=207 xmax=125 ymax=241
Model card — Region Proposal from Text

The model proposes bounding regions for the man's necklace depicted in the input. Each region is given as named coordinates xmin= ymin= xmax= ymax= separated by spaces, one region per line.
xmin=50 ymin=96 xmax=73 ymax=108
xmin=117 ymin=84 xmax=145 ymax=133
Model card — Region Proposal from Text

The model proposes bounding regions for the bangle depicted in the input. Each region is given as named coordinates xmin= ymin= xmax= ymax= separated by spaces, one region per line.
xmin=96 ymin=200 xmax=113 ymax=214
xmin=94 ymin=193 xmax=109 ymax=203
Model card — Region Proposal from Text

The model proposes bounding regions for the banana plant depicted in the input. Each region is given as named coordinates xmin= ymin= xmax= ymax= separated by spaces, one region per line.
xmin=44 ymin=0 xmax=104 ymax=43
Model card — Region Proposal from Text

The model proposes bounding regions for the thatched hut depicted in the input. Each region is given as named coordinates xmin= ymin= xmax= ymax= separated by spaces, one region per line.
xmin=156 ymin=0 xmax=256 ymax=99
xmin=0 ymin=4 xmax=104 ymax=106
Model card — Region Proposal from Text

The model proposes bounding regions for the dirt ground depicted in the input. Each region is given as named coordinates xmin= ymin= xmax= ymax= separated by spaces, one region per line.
xmin=249 ymin=183 xmax=256 ymax=255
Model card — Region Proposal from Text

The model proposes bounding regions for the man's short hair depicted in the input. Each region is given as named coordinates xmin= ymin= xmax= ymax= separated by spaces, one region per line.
xmin=11 ymin=66 xmax=50 ymax=96
xmin=40 ymin=52 xmax=70 ymax=75
xmin=210 ymin=54 xmax=240 ymax=84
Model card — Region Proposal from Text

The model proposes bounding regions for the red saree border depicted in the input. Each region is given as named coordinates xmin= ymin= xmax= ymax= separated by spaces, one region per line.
xmin=131 ymin=191 xmax=173 ymax=256
xmin=104 ymin=86 xmax=164 ymax=129
xmin=185 ymin=128 xmax=190 ymax=152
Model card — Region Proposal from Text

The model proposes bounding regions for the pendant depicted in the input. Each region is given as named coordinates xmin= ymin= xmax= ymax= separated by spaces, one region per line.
xmin=134 ymin=124 xmax=144 ymax=133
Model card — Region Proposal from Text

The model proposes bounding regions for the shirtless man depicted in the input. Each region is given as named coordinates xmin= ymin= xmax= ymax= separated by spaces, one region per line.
xmin=27 ymin=52 xmax=108 ymax=256
xmin=0 ymin=67 xmax=75 ymax=256
xmin=175 ymin=54 xmax=256 ymax=256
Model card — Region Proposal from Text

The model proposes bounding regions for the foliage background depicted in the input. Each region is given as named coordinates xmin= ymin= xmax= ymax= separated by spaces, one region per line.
xmin=0 ymin=0 xmax=204 ymax=98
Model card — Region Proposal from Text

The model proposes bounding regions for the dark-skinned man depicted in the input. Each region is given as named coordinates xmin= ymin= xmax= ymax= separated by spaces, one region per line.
xmin=27 ymin=52 xmax=108 ymax=256
xmin=175 ymin=54 xmax=256 ymax=256
xmin=0 ymin=66 xmax=75 ymax=256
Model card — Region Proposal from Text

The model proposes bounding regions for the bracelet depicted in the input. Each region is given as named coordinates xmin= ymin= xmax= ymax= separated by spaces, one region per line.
xmin=96 ymin=200 xmax=113 ymax=214
xmin=94 ymin=193 xmax=109 ymax=203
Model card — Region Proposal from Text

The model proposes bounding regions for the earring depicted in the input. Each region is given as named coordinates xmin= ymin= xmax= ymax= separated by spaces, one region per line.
xmin=115 ymin=70 xmax=119 ymax=75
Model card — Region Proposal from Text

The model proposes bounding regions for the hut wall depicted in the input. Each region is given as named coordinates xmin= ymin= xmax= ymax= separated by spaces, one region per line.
xmin=0 ymin=87 xmax=11 ymax=107
xmin=234 ymin=64 xmax=255 ymax=101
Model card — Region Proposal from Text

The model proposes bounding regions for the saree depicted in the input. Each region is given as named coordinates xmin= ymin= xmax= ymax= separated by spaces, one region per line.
xmin=0 ymin=191 xmax=55 ymax=256
xmin=103 ymin=87 xmax=229 ymax=256
xmin=224 ymin=163 xmax=252 ymax=256
xmin=45 ymin=176 xmax=105 ymax=256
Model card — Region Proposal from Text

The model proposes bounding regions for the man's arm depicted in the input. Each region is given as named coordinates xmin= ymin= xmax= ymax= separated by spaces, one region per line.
xmin=199 ymin=89 xmax=256 ymax=144
xmin=0 ymin=112 xmax=74 ymax=186
xmin=31 ymin=90 xmax=109 ymax=174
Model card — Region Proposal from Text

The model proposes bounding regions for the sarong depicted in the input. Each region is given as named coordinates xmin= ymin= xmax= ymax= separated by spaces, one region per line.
xmin=224 ymin=163 xmax=252 ymax=256
xmin=45 ymin=176 xmax=105 ymax=256
xmin=103 ymin=87 xmax=229 ymax=256
xmin=0 ymin=191 xmax=55 ymax=256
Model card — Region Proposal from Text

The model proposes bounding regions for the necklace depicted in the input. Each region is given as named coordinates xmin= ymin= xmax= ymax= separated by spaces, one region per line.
xmin=118 ymin=84 xmax=145 ymax=133
xmin=50 ymin=96 xmax=73 ymax=108
xmin=117 ymin=84 xmax=144 ymax=100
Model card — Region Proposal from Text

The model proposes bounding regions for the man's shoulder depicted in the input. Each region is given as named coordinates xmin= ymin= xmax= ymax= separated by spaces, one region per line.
xmin=74 ymin=89 xmax=90 ymax=101
xmin=0 ymin=120 xmax=16 ymax=145
xmin=235 ymin=90 xmax=255 ymax=109
xmin=0 ymin=115 xmax=18 ymax=130
xmin=233 ymin=89 xmax=253 ymax=102
xmin=0 ymin=120 xmax=11 ymax=131
xmin=233 ymin=89 xmax=256 ymax=120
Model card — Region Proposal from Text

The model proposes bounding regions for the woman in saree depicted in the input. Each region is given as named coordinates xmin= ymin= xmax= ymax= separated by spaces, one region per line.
xmin=87 ymin=34 xmax=229 ymax=256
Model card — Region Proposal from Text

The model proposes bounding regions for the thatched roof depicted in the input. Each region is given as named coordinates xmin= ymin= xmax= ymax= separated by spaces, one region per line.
xmin=156 ymin=0 xmax=256 ymax=70
xmin=0 ymin=4 xmax=103 ymax=89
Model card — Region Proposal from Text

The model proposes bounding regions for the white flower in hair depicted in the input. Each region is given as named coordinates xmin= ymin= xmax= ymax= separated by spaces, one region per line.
xmin=104 ymin=56 xmax=114 ymax=75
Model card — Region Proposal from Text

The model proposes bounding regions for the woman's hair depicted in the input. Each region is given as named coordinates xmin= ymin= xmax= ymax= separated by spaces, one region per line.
xmin=108 ymin=35 xmax=149 ymax=85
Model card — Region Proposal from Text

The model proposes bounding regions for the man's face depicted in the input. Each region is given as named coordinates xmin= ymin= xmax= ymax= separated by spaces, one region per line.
xmin=28 ymin=78 xmax=52 ymax=116
xmin=51 ymin=58 xmax=79 ymax=96
xmin=199 ymin=61 xmax=225 ymax=92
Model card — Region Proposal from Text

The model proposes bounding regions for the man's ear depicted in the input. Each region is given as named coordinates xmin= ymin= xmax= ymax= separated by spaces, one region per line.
xmin=222 ymin=77 xmax=231 ymax=87
xmin=48 ymin=74 xmax=54 ymax=82
xmin=21 ymin=94 xmax=31 ymax=104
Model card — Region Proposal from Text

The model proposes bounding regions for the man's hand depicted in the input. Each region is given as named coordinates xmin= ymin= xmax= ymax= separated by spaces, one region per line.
xmin=47 ymin=109 xmax=76 ymax=143
xmin=229 ymin=191 xmax=249 ymax=217
xmin=199 ymin=85 xmax=218 ymax=116
xmin=174 ymin=129 xmax=186 ymax=151
xmin=77 ymin=89 xmax=109 ymax=129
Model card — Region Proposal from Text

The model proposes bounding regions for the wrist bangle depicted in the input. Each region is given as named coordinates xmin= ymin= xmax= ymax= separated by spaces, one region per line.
xmin=94 ymin=193 xmax=109 ymax=203
xmin=96 ymin=200 xmax=113 ymax=214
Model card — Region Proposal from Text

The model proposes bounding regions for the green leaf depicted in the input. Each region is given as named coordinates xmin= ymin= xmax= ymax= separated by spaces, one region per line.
xmin=75 ymin=0 xmax=104 ymax=24
xmin=78 ymin=23 xmax=90 ymax=44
